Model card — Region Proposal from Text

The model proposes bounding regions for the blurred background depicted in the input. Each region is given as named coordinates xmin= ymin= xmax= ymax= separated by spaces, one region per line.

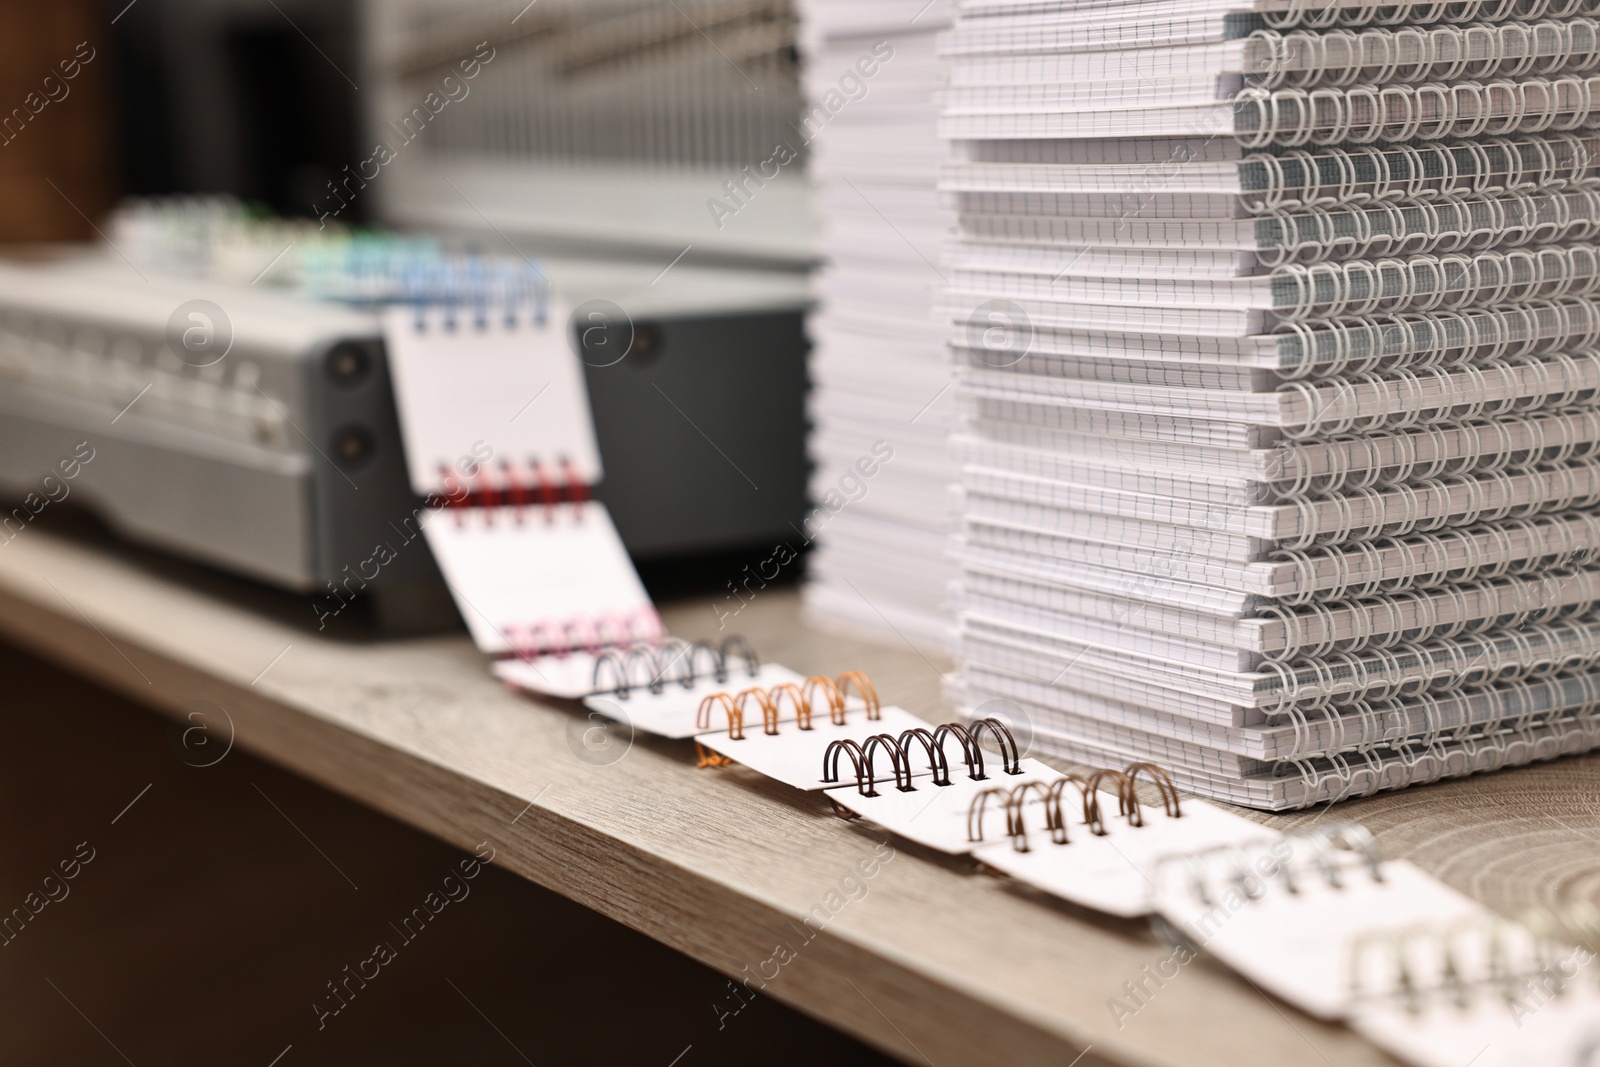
xmin=0 ymin=2 xmax=948 ymax=1062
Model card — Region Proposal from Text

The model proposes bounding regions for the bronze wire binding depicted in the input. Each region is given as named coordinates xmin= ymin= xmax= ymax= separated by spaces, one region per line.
xmin=1121 ymin=762 xmax=1184 ymax=827
xmin=693 ymin=671 xmax=876 ymax=738
xmin=968 ymin=772 xmax=1113 ymax=853
xmin=964 ymin=762 xmax=1190 ymax=853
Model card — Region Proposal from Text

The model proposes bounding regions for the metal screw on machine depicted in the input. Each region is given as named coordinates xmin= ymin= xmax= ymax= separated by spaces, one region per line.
xmin=331 ymin=425 xmax=374 ymax=468
xmin=324 ymin=342 xmax=372 ymax=387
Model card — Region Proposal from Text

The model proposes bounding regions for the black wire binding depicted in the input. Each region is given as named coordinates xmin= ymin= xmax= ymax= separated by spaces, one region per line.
xmin=966 ymin=717 xmax=1024 ymax=775
xmin=823 ymin=734 xmax=912 ymax=797
xmin=898 ymin=728 xmax=952 ymax=786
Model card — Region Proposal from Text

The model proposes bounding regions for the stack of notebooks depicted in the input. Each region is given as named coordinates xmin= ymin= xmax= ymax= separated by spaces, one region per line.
xmin=798 ymin=0 xmax=957 ymax=646
xmin=939 ymin=0 xmax=1600 ymax=809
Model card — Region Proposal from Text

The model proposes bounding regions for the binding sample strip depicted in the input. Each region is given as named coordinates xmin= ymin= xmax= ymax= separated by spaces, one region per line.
xmin=575 ymin=637 xmax=808 ymax=738
xmin=941 ymin=0 xmax=1600 ymax=808
xmin=381 ymin=278 xmax=661 ymax=696
xmin=1150 ymin=829 xmax=1600 ymax=1066
xmin=1345 ymin=908 xmax=1600 ymax=1067
xmin=966 ymin=763 xmax=1271 ymax=916
xmin=693 ymin=671 xmax=950 ymax=788
xmin=819 ymin=716 xmax=1071 ymax=852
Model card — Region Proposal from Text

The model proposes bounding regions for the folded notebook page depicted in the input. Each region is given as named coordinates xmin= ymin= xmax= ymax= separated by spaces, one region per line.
xmin=383 ymin=293 xmax=658 ymax=671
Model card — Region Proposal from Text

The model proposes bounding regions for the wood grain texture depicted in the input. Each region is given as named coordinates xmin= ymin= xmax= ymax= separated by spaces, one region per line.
xmin=8 ymin=527 xmax=1591 ymax=1066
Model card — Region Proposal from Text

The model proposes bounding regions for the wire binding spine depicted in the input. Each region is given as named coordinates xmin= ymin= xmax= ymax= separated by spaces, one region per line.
xmin=1156 ymin=823 xmax=1385 ymax=906
xmin=1262 ymin=0 xmax=1600 ymax=32
xmin=1240 ymin=135 xmax=1600 ymax=213
xmin=1276 ymin=352 xmax=1600 ymax=437
xmin=1270 ymin=510 xmax=1600 ymax=602
xmin=1259 ymin=565 xmax=1600 ymax=661
xmin=430 ymin=457 xmax=592 ymax=514
xmin=1267 ymin=668 xmax=1600 ymax=759
xmin=966 ymin=761 xmax=1183 ymax=852
xmin=1269 ymin=699 xmax=1600 ymax=805
xmin=503 ymin=608 xmax=664 ymax=660
xmin=1255 ymin=190 xmax=1600 ymax=266
xmin=1235 ymin=76 xmax=1600 ymax=148
xmin=591 ymin=635 xmax=761 ymax=699
xmin=1266 ymin=410 xmax=1600 ymax=496
xmin=823 ymin=717 xmax=1024 ymax=798
xmin=1272 ymin=298 xmax=1600 ymax=379
xmin=1346 ymin=905 xmax=1599 ymax=1012
xmin=1269 ymin=244 xmax=1600 ymax=322
xmin=693 ymin=670 xmax=877 ymax=739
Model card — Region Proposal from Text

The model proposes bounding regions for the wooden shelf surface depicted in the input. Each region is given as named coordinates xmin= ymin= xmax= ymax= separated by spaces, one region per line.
xmin=2 ymin=529 xmax=1596 ymax=1067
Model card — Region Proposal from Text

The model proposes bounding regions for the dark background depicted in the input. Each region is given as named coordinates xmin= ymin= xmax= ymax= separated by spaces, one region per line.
xmin=0 ymin=639 xmax=893 ymax=1065
xmin=1 ymin=0 xmax=364 ymax=241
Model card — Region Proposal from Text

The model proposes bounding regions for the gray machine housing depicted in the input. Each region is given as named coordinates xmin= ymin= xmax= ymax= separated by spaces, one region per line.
xmin=0 ymin=254 xmax=807 ymax=631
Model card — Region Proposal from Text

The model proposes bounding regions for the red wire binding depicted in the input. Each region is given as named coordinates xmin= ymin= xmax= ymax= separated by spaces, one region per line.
xmin=475 ymin=462 xmax=501 ymax=512
xmin=561 ymin=457 xmax=590 ymax=503
xmin=531 ymin=459 xmax=557 ymax=509
xmin=429 ymin=456 xmax=591 ymax=511
xmin=502 ymin=460 xmax=531 ymax=510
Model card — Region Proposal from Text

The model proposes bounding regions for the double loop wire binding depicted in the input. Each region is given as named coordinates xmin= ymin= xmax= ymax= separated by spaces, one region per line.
xmin=1275 ymin=351 xmax=1600 ymax=439
xmin=1347 ymin=906 xmax=1599 ymax=1013
xmin=1254 ymin=189 xmax=1600 ymax=267
xmin=1247 ymin=21 xmax=1600 ymax=91
xmin=823 ymin=717 xmax=1023 ymax=799
xmin=1266 ymin=410 xmax=1600 ymax=497
xmin=1269 ymin=509 xmax=1600 ymax=603
xmin=503 ymin=607 xmax=663 ymax=660
xmin=695 ymin=669 xmax=880 ymax=740
xmin=1267 ymin=669 xmax=1600 ymax=760
xmin=1272 ymin=298 xmax=1600 ymax=379
xmin=1263 ymin=0 xmax=1600 ymax=32
xmin=430 ymin=456 xmax=590 ymax=514
xmin=592 ymin=634 xmax=760 ymax=699
xmin=1234 ymin=75 xmax=1600 ymax=149
xmin=1240 ymin=136 xmax=1600 ymax=214
xmin=1269 ymin=244 xmax=1600 ymax=322
xmin=1270 ymin=695 xmax=1600 ymax=805
xmin=1256 ymin=612 xmax=1600 ymax=713
xmin=1271 ymin=457 xmax=1600 ymax=551
xmin=1258 ymin=566 xmax=1600 ymax=663
xmin=966 ymin=762 xmax=1183 ymax=853
xmin=1158 ymin=823 xmax=1384 ymax=909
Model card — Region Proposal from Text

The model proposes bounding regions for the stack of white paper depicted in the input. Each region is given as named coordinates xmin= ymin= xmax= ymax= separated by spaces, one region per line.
xmin=798 ymin=0 xmax=958 ymax=647
xmin=939 ymin=0 xmax=1600 ymax=809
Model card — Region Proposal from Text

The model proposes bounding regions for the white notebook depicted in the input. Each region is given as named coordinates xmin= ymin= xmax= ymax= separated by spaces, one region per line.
xmin=942 ymin=0 xmax=1600 ymax=826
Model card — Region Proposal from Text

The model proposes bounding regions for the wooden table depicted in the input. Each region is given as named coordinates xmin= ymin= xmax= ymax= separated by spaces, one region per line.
xmin=1 ymin=527 xmax=1596 ymax=1067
